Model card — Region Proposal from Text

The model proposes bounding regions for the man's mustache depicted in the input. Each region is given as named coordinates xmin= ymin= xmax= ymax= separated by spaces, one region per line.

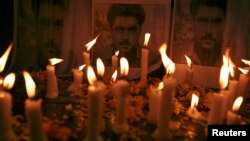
xmin=201 ymin=34 xmax=215 ymax=41
xmin=119 ymin=40 xmax=131 ymax=46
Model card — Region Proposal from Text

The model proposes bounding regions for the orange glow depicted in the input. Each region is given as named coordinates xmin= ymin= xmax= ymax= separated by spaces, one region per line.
xmin=0 ymin=43 xmax=12 ymax=72
xmin=111 ymin=70 xmax=118 ymax=83
xmin=78 ymin=64 xmax=86 ymax=71
xmin=3 ymin=73 xmax=15 ymax=90
xmin=219 ymin=55 xmax=229 ymax=89
xmin=49 ymin=58 xmax=63 ymax=65
xmin=87 ymin=66 xmax=96 ymax=85
xmin=159 ymin=43 xmax=175 ymax=75
xmin=120 ymin=57 xmax=129 ymax=76
xmin=191 ymin=93 xmax=199 ymax=109
xmin=115 ymin=50 xmax=119 ymax=56
xmin=23 ymin=71 xmax=36 ymax=98
xmin=157 ymin=82 xmax=164 ymax=90
xmin=85 ymin=34 xmax=99 ymax=51
xmin=185 ymin=55 xmax=192 ymax=68
xmin=144 ymin=33 xmax=151 ymax=46
xmin=238 ymin=67 xmax=249 ymax=75
xmin=96 ymin=58 xmax=105 ymax=77
xmin=232 ymin=96 xmax=243 ymax=112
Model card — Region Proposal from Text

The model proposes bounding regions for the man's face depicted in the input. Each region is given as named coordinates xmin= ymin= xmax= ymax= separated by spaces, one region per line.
xmin=37 ymin=3 xmax=64 ymax=65
xmin=193 ymin=5 xmax=225 ymax=49
xmin=111 ymin=16 xmax=141 ymax=55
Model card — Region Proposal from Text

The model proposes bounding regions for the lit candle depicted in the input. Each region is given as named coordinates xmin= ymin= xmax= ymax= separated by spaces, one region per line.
xmin=227 ymin=58 xmax=238 ymax=111
xmin=186 ymin=93 xmax=202 ymax=120
xmin=85 ymin=66 xmax=103 ymax=141
xmin=208 ymin=55 xmax=230 ymax=124
xmin=23 ymin=71 xmax=47 ymax=141
xmin=227 ymin=96 xmax=243 ymax=124
xmin=67 ymin=65 xmax=85 ymax=94
xmin=83 ymin=35 xmax=99 ymax=67
xmin=236 ymin=67 xmax=249 ymax=98
xmin=147 ymin=82 xmax=163 ymax=124
xmin=0 ymin=73 xmax=15 ymax=141
xmin=96 ymin=58 xmax=107 ymax=132
xmin=46 ymin=58 xmax=63 ymax=99
xmin=0 ymin=43 xmax=12 ymax=73
xmin=153 ymin=43 xmax=176 ymax=140
xmin=183 ymin=55 xmax=194 ymax=87
xmin=111 ymin=51 xmax=119 ymax=73
xmin=140 ymin=33 xmax=150 ymax=85
xmin=112 ymin=57 xmax=129 ymax=134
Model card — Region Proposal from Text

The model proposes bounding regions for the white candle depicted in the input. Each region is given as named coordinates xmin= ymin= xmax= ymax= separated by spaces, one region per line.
xmin=140 ymin=48 xmax=149 ymax=82
xmin=227 ymin=80 xmax=238 ymax=111
xmin=208 ymin=92 xmax=228 ymax=124
xmin=226 ymin=96 xmax=243 ymax=124
xmin=23 ymin=71 xmax=47 ymax=141
xmin=46 ymin=58 xmax=63 ymax=99
xmin=84 ymin=35 xmax=99 ymax=67
xmin=73 ymin=69 xmax=83 ymax=86
xmin=140 ymin=33 xmax=150 ymax=84
xmin=46 ymin=65 xmax=58 ymax=98
xmin=236 ymin=68 xmax=249 ymax=98
xmin=83 ymin=52 xmax=90 ymax=67
xmin=147 ymin=83 xmax=162 ymax=124
xmin=158 ymin=76 xmax=176 ymax=130
xmin=112 ymin=79 xmax=129 ymax=134
xmin=0 ymin=91 xmax=12 ymax=140
xmin=85 ymin=66 xmax=103 ymax=141
xmin=112 ymin=57 xmax=129 ymax=134
xmin=111 ymin=51 xmax=119 ymax=73
xmin=0 ymin=73 xmax=15 ymax=141
xmin=153 ymin=43 xmax=176 ymax=140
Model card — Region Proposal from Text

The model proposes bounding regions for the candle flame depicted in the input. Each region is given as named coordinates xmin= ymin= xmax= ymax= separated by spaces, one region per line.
xmin=49 ymin=58 xmax=63 ymax=65
xmin=3 ymin=73 xmax=15 ymax=90
xmin=238 ymin=67 xmax=249 ymax=75
xmin=120 ymin=57 xmax=129 ymax=76
xmin=0 ymin=43 xmax=12 ymax=73
xmin=159 ymin=43 xmax=175 ymax=75
xmin=85 ymin=34 xmax=99 ymax=51
xmin=87 ymin=66 xmax=96 ymax=85
xmin=78 ymin=64 xmax=86 ymax=71
xmin=232 ymin=96 xmax=243 ymax=112
xmin=219 ymin=55 xmax=229 ymax=89
xmin=185 ymin=55 xmax=192 ymax=68
xmin=111 ymin=70 xmax=118 ymax=83
xmin=158 ymin=82 xmax=164 ymax=90
xmin=115 ymin=51 xmax=119 ymax=56
xmin=191 ymin=93 xmax=199 ymax=109
xmin=144 ymin=33 xmax=151 ymax=46
xmin=96 ymin=58 xmax=105 ymax=77
xmin=241 ymin=59 xmax=250 ymax=66
xmin=23 ymin=71 xmax=36 ymax=98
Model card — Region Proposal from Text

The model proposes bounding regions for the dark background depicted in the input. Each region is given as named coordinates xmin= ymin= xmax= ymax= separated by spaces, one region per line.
xmin=0 ymin=0 xmax=13 ymax=55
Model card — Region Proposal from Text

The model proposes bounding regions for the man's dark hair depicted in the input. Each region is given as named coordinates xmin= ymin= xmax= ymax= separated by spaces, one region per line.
xmin=189 ymin=0 xmax=227 ymax=19
xmin=31 ymin=0 xmax=68 ymax=21
xmin=107 ymin=4 xmax=146 ymax=27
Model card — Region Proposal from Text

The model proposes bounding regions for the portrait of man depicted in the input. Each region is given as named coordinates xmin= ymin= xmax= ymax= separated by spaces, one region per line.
xmin=171 ymin=0 xmax=227 ymax=67
xmin=91 ymin=3 xmax=170 ymax=78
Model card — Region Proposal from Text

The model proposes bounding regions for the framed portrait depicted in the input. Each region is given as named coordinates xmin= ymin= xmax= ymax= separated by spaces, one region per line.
xmin=170 ymin=0 xmax=250 ymax=88
xmin=92 ymin=0 xmax=172 ymax=53
xmin=11 ymin=0 xmax=92 ymax=76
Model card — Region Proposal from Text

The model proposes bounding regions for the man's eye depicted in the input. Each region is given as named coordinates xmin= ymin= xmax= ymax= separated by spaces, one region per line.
xmin=212 ymin=18 xmax=223 ymax=24
xmin=128 ymin=26 xmax=138 ymax=33
xmin=54 ymin=20 xmax=63 ymax=27
xmin=114 ymin=27 xmax=125 ymax=32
